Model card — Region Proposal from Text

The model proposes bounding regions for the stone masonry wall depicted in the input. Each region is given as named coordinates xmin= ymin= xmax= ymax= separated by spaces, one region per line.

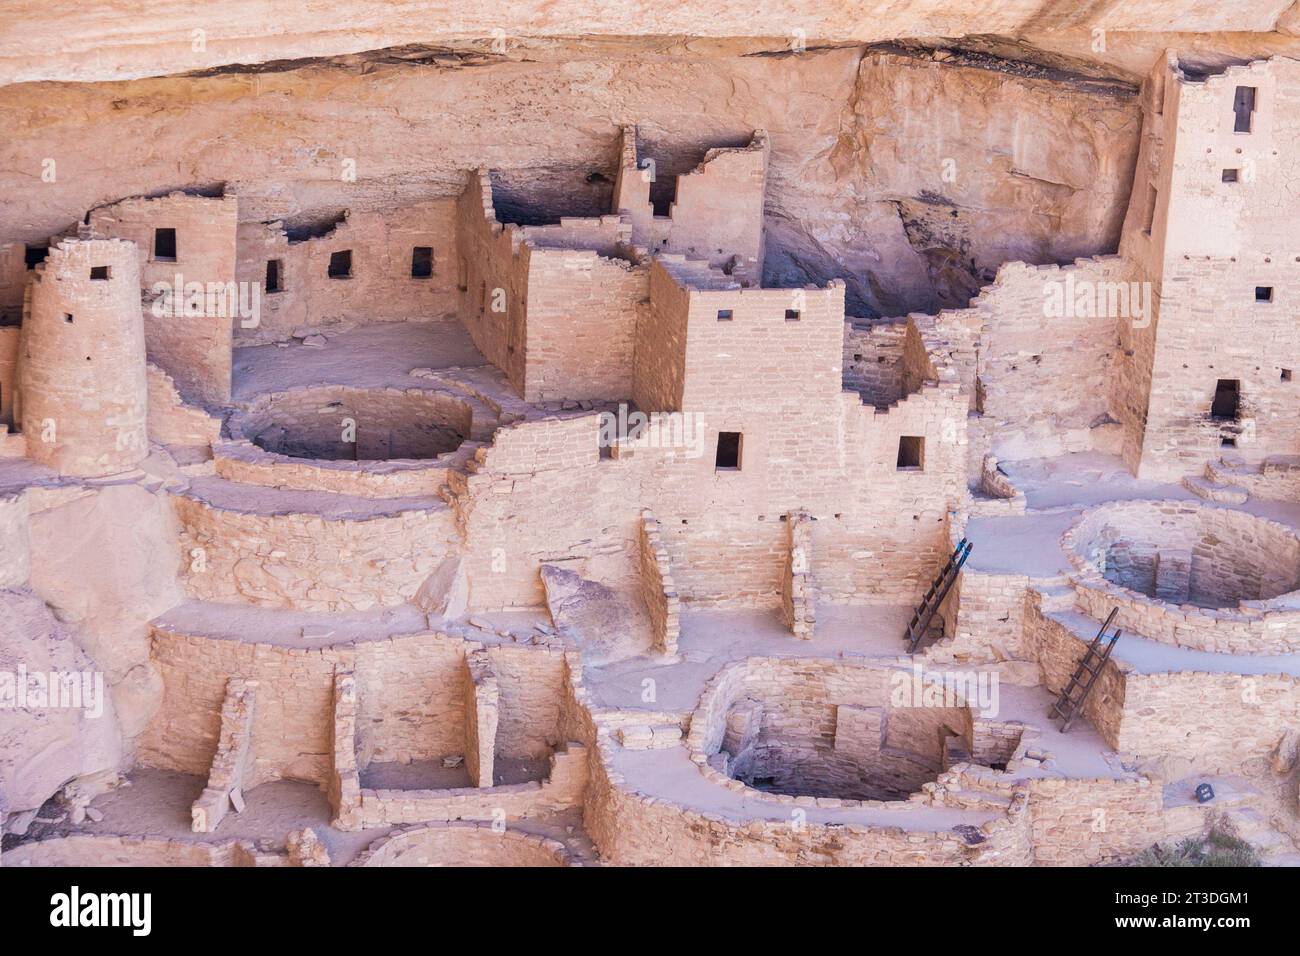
xmin=88 ymin=191 xmax=237 ymax=404
xmin=235 ymin=200 xmax=458 ymax=346
xmin=174 ymin=494 xmax=459 ymax=611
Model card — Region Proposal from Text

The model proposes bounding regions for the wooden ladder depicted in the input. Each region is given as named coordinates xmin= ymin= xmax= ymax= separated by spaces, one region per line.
xmin=1050 ymin=608 xmax=1122 ymax=733
xmin=904 ymin=538 xmax=973 ymax=653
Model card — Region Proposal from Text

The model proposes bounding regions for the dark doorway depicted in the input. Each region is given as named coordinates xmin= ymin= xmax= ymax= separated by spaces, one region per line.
xmin=1211 ymin=379 xmax=1240 ymax=421
xmin=715 ymin=432 xmax=742 ymax=470
xmin=411 ymin=247 xmax=434 ymax=278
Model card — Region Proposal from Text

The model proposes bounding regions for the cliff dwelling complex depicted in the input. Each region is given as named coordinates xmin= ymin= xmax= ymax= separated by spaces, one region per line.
xmin=1 ymin=2 xmax=1300 ymax=879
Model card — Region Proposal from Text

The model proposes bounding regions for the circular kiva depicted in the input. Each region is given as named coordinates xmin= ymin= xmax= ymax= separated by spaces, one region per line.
xmin=351 ymin=823 xmax=576 ymax=867
xmin=233 ymin=385 xmax=472 ymax=462
xmin=685 ymin=658 xmax=1013 ymax=806
xmin=1063 ymin=499 xmax=1300 ymax=654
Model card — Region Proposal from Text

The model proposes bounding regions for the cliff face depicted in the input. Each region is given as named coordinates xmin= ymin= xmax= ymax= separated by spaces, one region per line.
xmin=1 ymin=0 xmax=1298 ymax=84
xmin=0 ymin=43 xmax=1140 ymax=318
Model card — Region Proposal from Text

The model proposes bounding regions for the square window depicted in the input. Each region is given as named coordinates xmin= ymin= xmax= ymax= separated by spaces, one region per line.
xmin=89 ymin=266 xmax=110 ymax=281
xmin=265 ymin=259 xmax=283 ymax=294
xmin=153 ymin=228 xmax=177 ymax=261
xmin=63 ymin=313 xmax=74 ymax=324
xmin=896 ymin=435 xmax=924 ymax=470
xmin=785 ymin=309 xmax=801 ymax=322
xmin=328 ymin=250 xmax=352 ymax=279
xmin=715 ymin=431 xmax=742 ymax=470
xmin=717 ymin=309 xmax=733 ymax=322
xmin=1256 ymin=286 xmax=1273 ymax=303
xmin=411 ymin=246 xmax=434 ymax=279
xmin=1222 ymin=168 xmax=1239 ymax=183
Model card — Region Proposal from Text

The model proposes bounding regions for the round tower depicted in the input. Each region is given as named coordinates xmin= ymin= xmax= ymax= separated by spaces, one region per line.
xmin=20 ymin=238 xmax=147 ymax=477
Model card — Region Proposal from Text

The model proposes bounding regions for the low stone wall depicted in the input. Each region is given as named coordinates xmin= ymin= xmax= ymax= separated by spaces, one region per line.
xmin=350 ymin=743 xmax=589 ymax=829
xmin=351 ymin=822 xmax=578 ymax=867
xmin=932 ymin=764 xmax=1164 ymax=865
xmin=636 ymin=510 xmax=680 ymax=655
xmin=191 ymin=678 xmax=257 ymax=833
xmin=174 ymin=493 xmax=458 ymax=611
xmin=463 ymin=650 xmax=499 ymax=788
xmin=1029 ymin=599 xmax=1300 ymax=772
xmin=584 ymin=733 xmax=1033 ymax=866
xmin=1117 ymin=670 xmax=1300 ymax=772
xmin=930 ymin=567 xmax=1038 ymax=663
xmin=0 ymin=834 xmax=289 ymax=867
xmin=146 ymin=363 xmax=221 ymax=451
xmin=781 ymin=510 xmax=816 ymax=638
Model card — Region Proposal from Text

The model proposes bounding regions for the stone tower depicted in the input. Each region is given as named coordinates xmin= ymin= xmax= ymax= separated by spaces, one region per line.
xmin=20 ymin=237 xmax=148 ymax=476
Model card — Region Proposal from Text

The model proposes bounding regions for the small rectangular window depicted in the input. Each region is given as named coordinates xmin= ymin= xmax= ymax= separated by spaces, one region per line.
xmin=1222 ymin=168 xmax=1239 ymax=183
xmin=63 ymin=313 xmax=74 ymax=324
xmin=896 ymin=436 xmax=924 ymax=470
xmin=1233 ymin=86 xmax=1256 ymax=134
xmin=715 ymin=432 xmax=742 ymax=470
xmin=785 ymin=309 xmax=801 ymax=322
xmin=717 ymin=309 xmax=733 ymax=322
xmin=1281 ymin=369 xmax=1292 ymax=382
xmin=411 ymin=246 xmax=434 ymax=279
xmin=153 ymin=228 xmax=177 ymax=261
xmin=265 ymin=259 xmax=283 ymax=294
xmin=1256 ymin=286 xmax=1273 ymax=303
xmin=89 ymin=266 xmax=110 ymax=281
xmin=24 ymin=245 xmax=48 ymax=270
xmin=328 ymin=250 xmax=352 ymax=279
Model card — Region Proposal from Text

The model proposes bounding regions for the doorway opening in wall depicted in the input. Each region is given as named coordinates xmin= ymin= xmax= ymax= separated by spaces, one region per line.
xmin=1233 ymin=86 xmax=1257 ymax=133
xmin=716 ymin=431 xmax=742 ymax=471
xmin=328 ymin=250 xmax=352 ymax=279
xmin=1211 ymin=379 xmax=1240 ymax=422
xmin=89 ymin=266 xmax=110 ymax=281
xmin=24 ymin=245 xmax=48 ymax=270
xmin=1255 ymin=286 xmax=1273 ymax=303
xmin=265 ymin=259 xmax=283 ymax=293
xmin=650 ymin=175 xmax=677 ymax=217
xmin=411 ymin=246 xmax=434 ymax=278
xmin=897 ymin=435 xmax=925 ymax=470
xmin=153 ymin=228 xmax=177 ymax=262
